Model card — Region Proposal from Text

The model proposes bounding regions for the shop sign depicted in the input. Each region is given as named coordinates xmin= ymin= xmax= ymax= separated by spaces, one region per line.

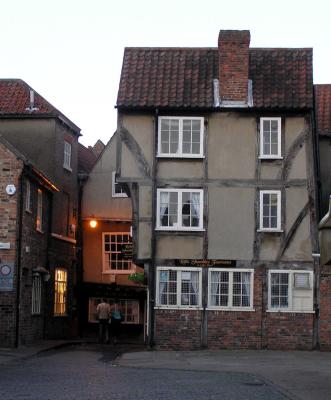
xmin=176 ymin=259 xmax=236 ymax=267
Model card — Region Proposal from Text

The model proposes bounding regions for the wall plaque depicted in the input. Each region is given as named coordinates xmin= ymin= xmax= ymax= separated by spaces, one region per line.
xmin=0 ymin=263 xmax=14 ymax=291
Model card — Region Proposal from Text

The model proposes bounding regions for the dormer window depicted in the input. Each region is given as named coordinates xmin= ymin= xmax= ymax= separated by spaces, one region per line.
xmin=63 ymin=141 xmax=72 ymax=171
xmin=158 ymin=117 xmax=204 ymax=158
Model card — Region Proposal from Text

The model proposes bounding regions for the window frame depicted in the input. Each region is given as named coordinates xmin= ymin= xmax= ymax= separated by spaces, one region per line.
xmin=102 ymin=232 xmax=135 ymax=274
xmin=112 ymin=171 xmax=128 ymax=198
xmin=36 ymin=189 xmax=43 ymax=232
xmin=63 ymin=140 xmax=72 ymax=171
xmin=25 ymin=179 xmax=32 ymax=213
xmin=268 ymin=269 xmax=314 ymax=313
xmin=259 ymin=117 xmax=282 ymax=159
xmin=155 ymin=267 xmax=202 ymax=309
xmin=156 ymin=188 xmax=204 ymax=231
xmin=207 ymin=268 xmax=254 ymax=311
xmin=88 ymin=297 xmax=140 ymax=324
xmin=259 ymin=190 xmax=282 ymax=232
xmin=54 ymin=268 xmax=67 ymax=316
xmin=31 ymin=275 xmax=42 ymax=315
xmin=157 ymin=116 xmax=204 ymax=158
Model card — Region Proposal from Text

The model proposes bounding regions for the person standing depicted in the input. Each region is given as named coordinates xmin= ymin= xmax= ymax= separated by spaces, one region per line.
xmin=96 ymin=299 xmax=111 ymax=344
xmin=110 ymin=302 xmax=123 ymax=344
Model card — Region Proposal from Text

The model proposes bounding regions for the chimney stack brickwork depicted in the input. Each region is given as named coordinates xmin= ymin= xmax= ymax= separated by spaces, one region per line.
xmin=218 ymin=30 xmax=251 ymax=103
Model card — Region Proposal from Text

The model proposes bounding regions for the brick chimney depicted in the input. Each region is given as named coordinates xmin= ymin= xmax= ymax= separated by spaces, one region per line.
xmin=218 ymin=30 xmax=250 ymax=104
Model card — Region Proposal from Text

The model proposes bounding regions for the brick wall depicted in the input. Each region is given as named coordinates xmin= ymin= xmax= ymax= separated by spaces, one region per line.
xmin=0 ymin=142 xmax=23 ymax=347
xmin=319 ymin=265 xmax=331 ymax=350
xmin=265 ymin=312 xmax=313 ymax=350
xmin=218 ymin=30 xmax=250 ymax=102
xmin=153 ymin=266 xmax=315 ymax=351
xmin=155 ymin=309 xmax=202 ymax=350
xmin=18 ymin=179 xmax=51 ymax=345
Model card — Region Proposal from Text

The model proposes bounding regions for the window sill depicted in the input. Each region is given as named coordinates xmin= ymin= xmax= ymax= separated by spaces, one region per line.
xmin=154 ymin=306 xmax=203 ymax=310
xmin=25 ymin=209 xmax=32 ymax=214
xmin=102 ymin=270 xmax=136 ymax=275
xmin=257 ymin=229 xmax=283 ymax=233
xmin=267 ymin=309 xmax=315 ymax=314
xmin=63 ymin=165 xmax=72 ymax=172
xmin=258 ymin=156 xmax=283 ymax=160
xmin=54 ymin=314 xmax=68 ymax=317
xmin=36 ymin=228 xmax=44 ymax=234
xmin=155 ymin=227 xmax=205 ymax=232
xmin=112 ymin=194 xmax=128 ymax=198
xmin=157 ymin=154 xmax=205 ymax=159
xmin=207 ymin=307 xmax=255 ymax=312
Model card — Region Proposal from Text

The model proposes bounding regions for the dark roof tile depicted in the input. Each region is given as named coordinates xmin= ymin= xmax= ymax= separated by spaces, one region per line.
xmin=315 ymin=85 xmax=331 ymax=135
xmin=117 ymin=47 xmax=313 ymax=110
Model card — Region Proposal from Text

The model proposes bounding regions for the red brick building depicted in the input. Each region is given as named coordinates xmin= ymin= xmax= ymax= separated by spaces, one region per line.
xmin=0 ymin=136 xmax=57 ymax=346
xmin=0 ymin=80 xmax=81 ymax=346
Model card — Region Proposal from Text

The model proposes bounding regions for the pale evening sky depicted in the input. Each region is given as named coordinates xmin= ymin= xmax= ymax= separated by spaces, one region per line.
xmin=1 ymin=0 xmax=330 ymax=146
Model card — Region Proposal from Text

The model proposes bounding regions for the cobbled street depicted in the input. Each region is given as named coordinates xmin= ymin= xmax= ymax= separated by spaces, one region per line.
xmin=0 ymin=344 xmax=290 ymax=400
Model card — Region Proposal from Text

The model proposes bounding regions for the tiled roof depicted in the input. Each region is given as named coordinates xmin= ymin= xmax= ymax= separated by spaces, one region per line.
xmin=0 ymin=79 xmax=80 ymax=133
xmin=78 ymin=143 xmax=99 ymax=174
xmin=117 ymin=47 xmax=313 ymax=110
xmin=315 ymin=85 xmax=331 ymax=135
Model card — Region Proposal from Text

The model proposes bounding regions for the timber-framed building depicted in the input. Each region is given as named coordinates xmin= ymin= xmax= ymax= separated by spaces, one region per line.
xmin=115 ymin=30 xmax=319 ymax=349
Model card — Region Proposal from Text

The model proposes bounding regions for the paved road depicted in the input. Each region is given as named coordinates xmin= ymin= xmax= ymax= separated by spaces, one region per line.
xmin=0 ymin=344 xmax=290 ymax=400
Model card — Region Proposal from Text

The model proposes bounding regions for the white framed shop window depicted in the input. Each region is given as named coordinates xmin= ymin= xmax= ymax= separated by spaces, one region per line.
xmin=268 ymin=270 xmax=314 ymax=313
xmin=155 ymin=267 xmax=202 ymax=309
xmin=208 ymin=268 xmax=254 ymax=311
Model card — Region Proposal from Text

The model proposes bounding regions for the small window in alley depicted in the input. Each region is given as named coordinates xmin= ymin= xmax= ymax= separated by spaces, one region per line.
xmin=54 ymin=268 xmax=67 ymax=316
xmin=31 ymin=275 xmax=42 ymax=315
xmin=63 ymin=140 xmax=72 ymax=171
xmin=88 ymin=298 xmax=140 ymax=324
xmin=102 ymin=233 xmax=134 ymax=273
xmin=36 ymin=189 xmax=43 ymax=232
xmin=112 ymin=171 xmax=127 ymax=198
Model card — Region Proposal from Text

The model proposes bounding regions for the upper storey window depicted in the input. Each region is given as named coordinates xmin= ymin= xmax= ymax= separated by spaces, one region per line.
xmin=158 ymin=117 xmax=204 ymax=158
xmin=259 ymin=118 xmax=281 ymax=159
xmin=63 ymin=141 xmax=72 ymax=171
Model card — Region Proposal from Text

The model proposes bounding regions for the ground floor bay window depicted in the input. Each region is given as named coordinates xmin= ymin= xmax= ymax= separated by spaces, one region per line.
xmin=268 ymin=270 xmax=314 ymax=312
xmin=208 ymin=269 xmax=254 ymax=310
xmin=156 ymin=267 xmax=202 ymax=308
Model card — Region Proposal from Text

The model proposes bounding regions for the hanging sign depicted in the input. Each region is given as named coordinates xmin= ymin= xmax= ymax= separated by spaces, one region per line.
xmin=122 ymin=243 xmax=133 ymax=260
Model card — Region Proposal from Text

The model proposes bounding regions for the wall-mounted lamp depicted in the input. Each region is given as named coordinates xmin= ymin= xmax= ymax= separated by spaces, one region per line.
xmin=89 ymin=219 xmax=97 ymax=228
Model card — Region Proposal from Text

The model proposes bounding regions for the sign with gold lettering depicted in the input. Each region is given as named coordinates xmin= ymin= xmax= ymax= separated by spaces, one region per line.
xmin=176 ymin=259 xmax=235 ymax=267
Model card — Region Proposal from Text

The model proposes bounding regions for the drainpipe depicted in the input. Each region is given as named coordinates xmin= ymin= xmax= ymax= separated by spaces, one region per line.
xmin=148 ymin=109 xmax=158 ymax=348
xmin=43 ymin=186 xmax=53 ymax=339
xmin=310 ymin=106 xmax=321 ymax=349
xmin=14 ymin=170 xmax=25 ymax=347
